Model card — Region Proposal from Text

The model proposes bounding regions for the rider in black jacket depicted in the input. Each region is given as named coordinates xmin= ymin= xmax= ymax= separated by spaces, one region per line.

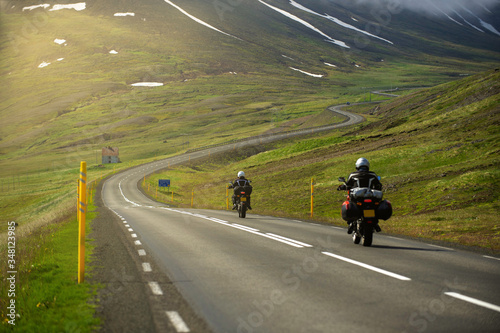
xmin=229 ymin=171 xmax=252 ymax=210
xmin=345 ymin=158 xmax=382 ymax=190
xmin=338 ymin=158 xmax=382 ymax=233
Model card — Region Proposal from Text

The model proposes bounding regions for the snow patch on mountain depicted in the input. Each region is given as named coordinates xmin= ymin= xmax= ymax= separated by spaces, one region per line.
xmin=49 ymin=3 xmax=86 ymax=11
xmin=258 ymin=0 xmax=349 ymax=49
xmin=290 ymin=1 xmax=393 ymax=45
xmin=460 ymin=6 xmax=500 ymax=36
xmin=23 ymin=4 xmax=50 ymax=11
xmin=290 ymin=67 xmax=323 ymax=77
xmin=163 ymin=0 xmax=240 ymax=40
xmin=114 ymin=13 xmax=135 ymax=17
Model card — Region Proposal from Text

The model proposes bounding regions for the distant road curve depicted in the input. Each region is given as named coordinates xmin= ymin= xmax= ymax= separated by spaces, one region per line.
xmin=186 ymin=102 xmax=372 ymax=154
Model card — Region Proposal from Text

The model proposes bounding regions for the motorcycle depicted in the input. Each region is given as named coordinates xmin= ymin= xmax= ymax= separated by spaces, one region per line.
xmin=229 ymin=183 xmax=252 ymax=218
xmin=235 ymin=190 xmax=250 ymax=218
xmin=337 ymin=177 xmax=392 ymax=247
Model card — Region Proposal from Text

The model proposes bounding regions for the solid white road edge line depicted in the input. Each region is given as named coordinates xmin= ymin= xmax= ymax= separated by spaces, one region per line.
xmin=444 ymin=292 xmax=500 ymax=313
xmin=322 ymin=252 xmax=411 ymax=281
xmin=166 ymin=311 xmax=190 ymax=332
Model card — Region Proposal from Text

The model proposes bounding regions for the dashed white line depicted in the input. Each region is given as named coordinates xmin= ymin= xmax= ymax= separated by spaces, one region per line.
xmin=131 ymin=233 xmax=137 ymax=238
xmin=148 ymin=281 xmax=163 ymax=295
xmin=322 ymin=252 xmax=411 ymax=281
xmin=138 ymin=249 xmax=146 ymax=256
xmin=142 ymin=262 xmax=152 ymax=272
xmin=135 ymin=240 xmax=142 ymax=245
xmin=166 ymin=311 xmax=190 ymax=332
xmin=445 ymin=292 xmax=500 ymax=313
xmin=128 ymin=228 xmax=134 ymax=232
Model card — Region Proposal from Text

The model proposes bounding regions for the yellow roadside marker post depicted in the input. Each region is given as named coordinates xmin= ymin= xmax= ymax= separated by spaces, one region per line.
xmin=310 ymin=178 xmax=315 ymax=218
xmin=78 ymin=161 xmax=87 ymax=283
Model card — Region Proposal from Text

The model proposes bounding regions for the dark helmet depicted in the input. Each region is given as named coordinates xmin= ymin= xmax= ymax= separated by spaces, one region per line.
xmin=356 ymin=158 xmax=370 ymax=171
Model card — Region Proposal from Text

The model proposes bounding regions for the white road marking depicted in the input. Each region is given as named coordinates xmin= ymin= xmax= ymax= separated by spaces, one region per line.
xmin=138 ymin=249 xmax=146 ymax=256
xmin=119 ymin=180 xmax=142 ymax=207
xmin=483 ymin=255 xmax=500 ymax=261
xmin=128 ymin=228 xmax=134 ymax=232
xmin=166 ymin=311 xmax=190 ymax=332
xmin=266 ymin=233 xmax=313 ymax=247
xmin=142 ymin=262 xmax=152 ymax=272
xmin=322 ymin=252 xmax=411 ymax=281
xmin=161 ymin=207 xmax=307 ymax=248
xmin=135 ymin=240 xmax=142 ymax=245
xmin=131 ymin=233 xmax=137 ymax=238
xmin=232 ymin=224 xmax=260 ymax=232
xmin=427 ymin=243 xmax=454 ymax=251
xmin=149 ymin=282 xmax=163 ymax=295
xmin=445 ymin=292 xmax=500 ymax=313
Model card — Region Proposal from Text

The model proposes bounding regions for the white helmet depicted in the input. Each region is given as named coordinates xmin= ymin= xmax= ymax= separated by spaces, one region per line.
xmin=355 ymin=158 xmax=370 ymax=170
xmin=237 ymin=171 xmax=245 ymax=178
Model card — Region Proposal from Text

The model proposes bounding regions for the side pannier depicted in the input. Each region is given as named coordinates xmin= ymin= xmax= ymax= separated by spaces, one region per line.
xmin=341 ymin=200 xmax=361 ymax=222
xmin=376 ymin=200 xmax=392 ymax=220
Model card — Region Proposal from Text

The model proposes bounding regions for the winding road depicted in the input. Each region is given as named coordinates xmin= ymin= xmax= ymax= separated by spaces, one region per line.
xmin=96 ymin=106 xmax=500 ymax=332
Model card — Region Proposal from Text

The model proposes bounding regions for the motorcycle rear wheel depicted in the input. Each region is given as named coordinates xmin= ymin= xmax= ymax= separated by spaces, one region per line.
xmin=238 ymin=205 xmax=246 ymax=218
xmin=362 ymin=225 xmax=373 ymax=247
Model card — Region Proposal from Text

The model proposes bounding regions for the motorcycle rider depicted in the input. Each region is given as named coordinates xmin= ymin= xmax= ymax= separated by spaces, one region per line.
xmin=229 ymin=171 xmax=252 ymax=210
xmin=338 ymin=158 xmax=382 ymax=234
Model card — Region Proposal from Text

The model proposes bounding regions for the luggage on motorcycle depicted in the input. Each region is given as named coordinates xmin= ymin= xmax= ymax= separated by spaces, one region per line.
xmin=341 ymin=200 xmax=361 ymax=222
xmin=350 ymin=188 xmax=383 ymax=201
xmin=371 ymin=190 xmax=383 ymax=200
xmin=233 ymin=185 xmax=253 ymax=196
xmin=376 ymin=200 xmax=392 ymax=220
xmin=350 ymin=188 xmax=368 ymax=200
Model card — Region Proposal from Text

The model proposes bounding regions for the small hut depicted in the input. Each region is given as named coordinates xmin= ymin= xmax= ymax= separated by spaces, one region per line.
xmin=102 ymin=147 xmax=120 ymax=164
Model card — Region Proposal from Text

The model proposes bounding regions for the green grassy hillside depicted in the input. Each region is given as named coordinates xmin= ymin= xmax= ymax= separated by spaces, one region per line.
xmin=144 ymin=69 xmax=500 ymax=251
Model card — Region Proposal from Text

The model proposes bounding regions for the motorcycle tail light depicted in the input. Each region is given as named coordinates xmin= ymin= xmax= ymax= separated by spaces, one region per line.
xmin=364 ymin=199 xmax=372 ymax=203
xmin=241 ymin=192 xmax=246 ymax=194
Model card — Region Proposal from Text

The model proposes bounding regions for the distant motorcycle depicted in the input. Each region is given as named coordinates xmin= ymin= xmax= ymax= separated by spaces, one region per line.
xmin=337 ymin=177 xmax=392 ymax=246
xmin=230 ymin=183 xmax=253 ymax=218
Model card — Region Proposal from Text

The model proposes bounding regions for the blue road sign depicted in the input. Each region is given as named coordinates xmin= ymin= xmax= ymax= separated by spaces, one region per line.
xmin=159 ymin=179 xmax=170 ymax=187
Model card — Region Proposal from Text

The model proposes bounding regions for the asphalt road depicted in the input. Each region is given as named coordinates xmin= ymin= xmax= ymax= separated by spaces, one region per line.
xmin=97 ymin=107 xmax=500 ymax=332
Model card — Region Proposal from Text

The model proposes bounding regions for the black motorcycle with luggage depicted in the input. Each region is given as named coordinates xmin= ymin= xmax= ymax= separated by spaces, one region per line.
xmin=338 ymin=177 xmax=392 ymax=246
xmin=232 ymin=184 xmax=252 ymax=218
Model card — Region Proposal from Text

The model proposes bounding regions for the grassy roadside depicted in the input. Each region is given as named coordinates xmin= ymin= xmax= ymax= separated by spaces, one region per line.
xmin=0 ymin=196 xmax=100 ymax=331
